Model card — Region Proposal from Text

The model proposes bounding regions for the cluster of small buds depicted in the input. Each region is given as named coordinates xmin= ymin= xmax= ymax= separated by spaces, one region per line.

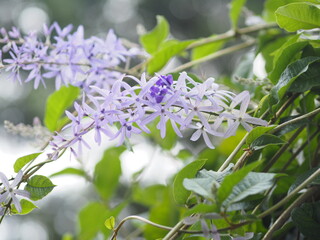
xmin=4 ymin=118 xmax=52 ymax=146
xmin=0 ymin=23 xmax=140 ymax=92
xmin=49 ymin=72 xmax=268 ymax=158
xmin=0 ymin=171 xmax=30 ymax=214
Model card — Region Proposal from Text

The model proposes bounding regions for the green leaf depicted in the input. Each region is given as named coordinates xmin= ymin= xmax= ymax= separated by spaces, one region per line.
xmin=191 ymin=37 xmax=225 ymax=60
xmin=61 ymin=233 xmax=74 ymax=240
xmin=79 ymin=201 xmax=126 ymax=240
xmin=276 ymin=115 xmax=310 ymax=136
xmin=93 ymin=146 xmax=125 ymax=200
xmin=288 ymin=167 xmax=320 ymax=194
xmin=50 ymin=167 xmax=87 ymax=178
xmin=291 ymin=202 xmax=320 ymax=239
xmin=223 ymin=172 xmax=275 ymax=208
xmin=246 ymin=126 xmax=276 ymax=146
xmin=140 ymin=15 xmax=169 ymax=54
xmin=269 ymin=35 xmax=308 ymax=84
xmin=183 ymin=178 xmax=218 ymax=200
xmin=24 ymin=175 xmax=56 ymax=200
xmin=184 ymin=203 xmax=218 ymax=217
xmin=250 ymin=134 xmax=286 ymax=151
xmin=233 ymin=51 xmax=255 ymax=79
xmin=11 ymin=199 xmax=38 ymax=215
xmin=270 ymin=56 xmax=320 ymax=104
xmin=176 ymin=149 xmax=192 ymax=160
xmin=173 ymin=159 xmax=207 ymax=204
xmin=258 ymin=32 xmax=291 ymax=73
xmin=276 ymin=3 xmax=320 ymax=32
xmin=217 ymin=162 xmax=260 ymax=205
xmin=263 ymin=0 xmax=320 ymax=22
xmin=44 ymin=85 xmax=80 ymax=131
xmin=197 ymin=164 xmax=234 ymax=183
xmin=132 ymin=184 xmax=166 ymax=206
xmin=104 ymin=216 xmax=115 ymax=230
xmin=78 ymin=202 xmax=110 ymax=240
xmin=144 ymin=187 xmax=178 ymax=240
xmin=288 ymin=62 xmax=320 ymax=92
xmin=13 ymin=152 xmax=42 ymax=173
xmin=230 ymin=0 xmax=247 ymax=29
xmin=147 ymin=40 xmax=193 ymax=74
xmin=150 ymin=120 xmax=177 ymax=150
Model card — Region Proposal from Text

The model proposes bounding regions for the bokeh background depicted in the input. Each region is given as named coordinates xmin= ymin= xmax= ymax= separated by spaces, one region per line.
xmin=0 ymin=0 xmax=265 ymax=239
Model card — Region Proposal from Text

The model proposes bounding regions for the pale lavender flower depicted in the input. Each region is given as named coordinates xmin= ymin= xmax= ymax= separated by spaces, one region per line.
xmin=182 ymin=98 xmax=219 ymax=130
xmin=110 ymin=120 xmax=142 ymax=146
xmin=0 ymin=171 xmax=30 ymax=213
xmin=2 ymin=23 xmax=139 ymax=92
xmin=221 ymin=91 xmax=268 ymax=137
xmin=142 ymin=92 xmax=183 ymax=138
xmin=189 ymin=122 xmax=223 ymax=149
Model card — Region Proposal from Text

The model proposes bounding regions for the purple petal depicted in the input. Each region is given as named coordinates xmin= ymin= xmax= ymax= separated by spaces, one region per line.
xmin=224 ymin=121 xmax=240 ymax=138
xmin=241 ymin=120 xmax=253 ymax=132
xmin=239 ymin=94 xmax=250 ymax=116
xmin=0 ymin=192 xmax=9 ymax=203
xmin=12 ymin=171 xmax=23 ymax=188
xmin=0 ymin=172 xmax=10 ymax=189
xmin=203 ymin=131 xmax=215 ymax=149
xmin=243 ymin=116 xmax=268 ymax=126
xmin=141 ymin=111 xmax=160 ymax=125
xmin=14 ymin=189 xmax=30 ymax=198
xmin=170 ymin=119 xmax=183 ymax=138
xmin=231 ymin=91 xmax=249 ymax=109
xmin=190 ymin=129 xmax=202 ymax=141
xmin=157 ymin=116 xmax=167 ymax=138
xmin=220 ymin=112 xmax=237 ymax=120
xmin=11 ymin=195 xmax=21 ymax=213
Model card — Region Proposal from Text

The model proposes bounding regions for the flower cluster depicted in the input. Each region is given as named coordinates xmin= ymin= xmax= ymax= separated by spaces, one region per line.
xmin=0 ymin=24 xmax=267 ymax=158
xmin=0 ymin=171 xmax=30 ymax=213
xmin=49 ymin=72 xmax=268 ymax=158
xmin=0 ymin=23 xmax=139 ymax=92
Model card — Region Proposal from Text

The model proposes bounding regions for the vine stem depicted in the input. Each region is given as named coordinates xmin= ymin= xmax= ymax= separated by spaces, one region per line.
xmin=186 ymin=22 xmax=277 ymax=50
xmin=110 ymin=215 xmax=173 ymax=239
xmin=258 ymin=167 xmax=320 ymax=218
xmin=218 ymin=133 xmax=248 ymax=171
xmin=270 ymin=107 xmax=320 ymax=134
xmin=262 ymin=126 xmax=305 ymax=172
xmin=166 ymin=39 xmax=256 ymax=74
xmin=0 ymin=61 xmax=140 ymax=78
xmin=162 ymin=220 xmax=186 ymax=240
xmin=262 ymin=187 xmax=317 ymax=240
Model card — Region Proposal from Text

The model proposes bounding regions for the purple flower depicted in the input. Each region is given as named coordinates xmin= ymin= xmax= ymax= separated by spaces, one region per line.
xmin=189 ymin=122 xmax=224 ymax=149
xmin=142 ymin=92 xmax=183 ymax=138
xmin=110 ymin=120 xmax=142 ymax=146
xmin=149 ymin=74 xmax=174 ymax=103
xmin=221 ymin=91 xmax=268 ymax=137
xmin=0 ymin=171 xmax=30 ymax=213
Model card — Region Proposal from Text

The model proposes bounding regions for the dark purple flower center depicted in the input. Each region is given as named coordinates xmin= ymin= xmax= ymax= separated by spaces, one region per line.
xmin=150 ymin=75 xmax=173 ymax=103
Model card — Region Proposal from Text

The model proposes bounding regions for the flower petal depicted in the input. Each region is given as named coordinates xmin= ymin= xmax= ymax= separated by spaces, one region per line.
xmin=0 ymin=172 xmax=10 ymax=189
xmin=243 ymin=116 xmax=268 ymax=126
xmin=224 ymin=121 xmax=240 ymax=138
xmin=203 ymin=132 xmax=215 ymax=149
xmin=190 ymin=129 xmax=202 ymax=141
xmin=11 ymin=171 xmax=23 ymax=188
xmin=14 ymin=189 xmax=30 ymax=198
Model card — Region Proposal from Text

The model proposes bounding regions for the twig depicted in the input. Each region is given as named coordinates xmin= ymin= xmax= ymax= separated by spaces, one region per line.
xmin=258 ymin=167 xmax=320 ymax=218
xmin=186 ymin=22 xmax=277 ymax=50
xmin=270 ymin=108 xmax=320 ymax=134
xmin=166 ymin=39 xmax=256 ymax=74
xmin=262 ymin=187 xmax=317 ymax=240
